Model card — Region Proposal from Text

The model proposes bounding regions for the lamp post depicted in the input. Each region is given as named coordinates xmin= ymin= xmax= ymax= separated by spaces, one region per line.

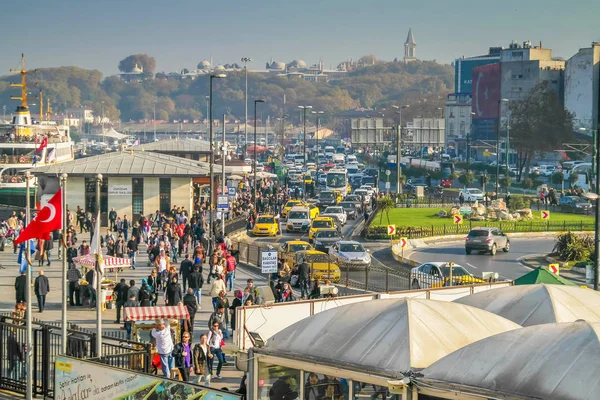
xmin=60 ymin=173 xmax=68 ymax=354
xmin=210 ymin=74 xmax=226 ymax=248
xmin=153 ymin=103 xmax=156 ymax=142
xmin=241 ymin=57 xmax=251 ymax=150
xmin=298 ymin=106 xmax=312 ymax=200
xmin=277 ymin=115 xmax=287 ymax=159
xmin=501 ymin=99 xmax=510 ymax=180
xmin=468 ymin=112 xmax=476 ymax=164
xmin=222 ymin=113 xmax=228 ymax=235
xmin=392 ymin=105 xmax=409 ymax=195
xmin=253 ymin=99 xmax=265 ymax=210
xmin=95 ymin=173 xmax=103 ymax=358
xmin=25 ymin=170 xmax=32 ymax=400
xmin=311 ymin=111 xmax=324 ymax=162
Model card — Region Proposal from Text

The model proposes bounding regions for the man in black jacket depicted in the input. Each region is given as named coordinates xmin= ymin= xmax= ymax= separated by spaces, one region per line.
xmin=34 ymin=270 xmax=50 ymax=313
xmin=179 ymin=254 xmax=193 ymax=291
xmin=297 ymin=258 xmax=310 ymax=300
xmin=127 ymin=236 xmax=138 ymax=270
xmin=113 ymin=278 xmax=129 ymax=323
xmin=182 ymin=288 xmax=198 ymax=333
xmin=188 ymin=265 xmax=204 ymax=308
xmin=108 ymin=208 xmax=117 ymax=231
xmin=165 ymin=276 xmax=183 ymax=305
xmin=14 ymin=271 xmax=27 ymax=304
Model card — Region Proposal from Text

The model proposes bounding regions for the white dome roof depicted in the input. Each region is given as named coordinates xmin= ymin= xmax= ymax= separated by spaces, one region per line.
xmin=270 ymin=61 xmax=286 ymax=70
xmin=198 ymin=60 xmax=211 ymax=69
xmin=214 ymin=65 xmax=225 ymax=71
xmin=290 ymin=59 xmax=307 ymax=68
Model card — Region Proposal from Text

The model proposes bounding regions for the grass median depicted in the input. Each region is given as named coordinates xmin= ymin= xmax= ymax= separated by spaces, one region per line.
xmin=371 ymin=207 xmax=594 ymax=228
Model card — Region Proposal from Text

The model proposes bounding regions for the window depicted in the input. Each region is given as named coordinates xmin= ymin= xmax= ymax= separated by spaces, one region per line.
xmin=132 ymin=178 xmax=144 ymax=216
xmin=159 ymin=178 xmax=171 ymax=214
xmin=84 ymin=177 xmax=107 ymax=214
xmin=258 ymin=362 xmax=300 ymax=400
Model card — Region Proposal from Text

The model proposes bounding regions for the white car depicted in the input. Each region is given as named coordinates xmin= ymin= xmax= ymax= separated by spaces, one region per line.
xmin=329 ymin=241 xmax=371 ymax=268
xmin=354 ymin=189 xmax=370 ymax=203
xmin=410 ymin=262 xmax=479 ymax=289
xmin=459 ymin=188 xmax=484 ymax=203
xmin=360 ymin=184 xmax=377 ymax=197
xmin=322 ymin=206 xmax=347 ymax=226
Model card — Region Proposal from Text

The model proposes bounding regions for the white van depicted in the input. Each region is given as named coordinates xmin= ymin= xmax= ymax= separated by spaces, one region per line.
xmin=286 ymin=206 xmax=311 ymax=233
xmin=332 ymin=153 xmax=345 ymax=166
xmin=324 ymin=146 xmax=335 ymax=157
xmin=346 ymin=154 xmax=358 ymax=164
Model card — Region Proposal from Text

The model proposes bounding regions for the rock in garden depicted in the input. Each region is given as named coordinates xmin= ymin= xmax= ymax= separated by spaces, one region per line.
xmin=438 ymin=210 xmax=447 ymax=217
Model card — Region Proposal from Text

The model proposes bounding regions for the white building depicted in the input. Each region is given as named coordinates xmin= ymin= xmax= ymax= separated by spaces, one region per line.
xmin=65 ymin=107 xmax=94 ymax=123
xmin=445 ymin=94 xmax=472 ymax=157
xmin=404 ymin=27 xmax=417 ymax=62
xmin=565 ymin=42 xmax=600 ymax=132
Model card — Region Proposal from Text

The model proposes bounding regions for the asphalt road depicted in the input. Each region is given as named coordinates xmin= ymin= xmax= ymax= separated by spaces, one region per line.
xmin=405 ymin=237 xmax=556 ymax=280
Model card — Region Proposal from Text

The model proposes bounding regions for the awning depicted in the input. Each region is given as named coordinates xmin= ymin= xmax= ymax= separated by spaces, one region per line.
xmin=124 ymin=304 xmax=190 ymax=322
xmin=73 ymin=254 xmax=130 ymax=268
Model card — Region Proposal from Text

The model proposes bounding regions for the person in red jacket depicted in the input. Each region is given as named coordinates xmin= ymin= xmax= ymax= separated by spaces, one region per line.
xmin=225 ymin=251 xmax=236 ymax=291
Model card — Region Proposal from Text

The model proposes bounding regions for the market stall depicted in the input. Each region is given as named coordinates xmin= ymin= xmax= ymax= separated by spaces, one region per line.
xmin=73 ymin=254 xmax=130 ymax=308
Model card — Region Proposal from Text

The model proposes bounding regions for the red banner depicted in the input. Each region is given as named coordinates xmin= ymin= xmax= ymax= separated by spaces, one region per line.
xmin=472 ymin=63 xmax=501 ymax=119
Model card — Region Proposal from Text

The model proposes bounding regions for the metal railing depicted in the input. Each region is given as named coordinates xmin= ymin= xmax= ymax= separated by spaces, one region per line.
xmin=0 ymin=314 xmax=151 ymax=398
xmin=367 ymin=219 xmax=596 ymax=240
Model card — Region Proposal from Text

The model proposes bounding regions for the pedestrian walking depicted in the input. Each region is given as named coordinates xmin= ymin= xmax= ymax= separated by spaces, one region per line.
xmin=151 ymin=319 xmax=175 ymax=378
xmin=172 ymin=331 xmax=193 ymax=382
xmin=14 ymin=271 xmax=27 ymax=304
xmin=193 ymin=333 xmax=212 ymax=386
xmin=207 ymin=322 xmax=225 ymax=379
xmin=34 ymin=270 xmax=50 ymax=313
xmin=113 ymin=278 xmax=129 ymax=323
xmin=67 ymin=264 xmax=82 ymax=306
xmin=123 ymin=293 xmax=139 ymax=340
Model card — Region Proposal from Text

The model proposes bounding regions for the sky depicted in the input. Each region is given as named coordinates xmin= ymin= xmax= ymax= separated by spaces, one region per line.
xmin=1 ymin=0 xmax=599 ymax=77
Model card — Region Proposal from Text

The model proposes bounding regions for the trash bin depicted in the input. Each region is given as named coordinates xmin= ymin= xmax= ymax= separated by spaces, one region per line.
xmin=586 ymin=264 xmax=594 ymax=284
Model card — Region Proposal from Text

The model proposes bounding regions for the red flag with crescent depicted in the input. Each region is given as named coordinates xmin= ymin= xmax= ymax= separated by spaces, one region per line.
xmin=14 ymin=189 xmax=62 ymax=244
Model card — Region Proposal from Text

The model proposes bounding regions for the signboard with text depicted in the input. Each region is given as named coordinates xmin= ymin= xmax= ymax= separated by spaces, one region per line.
xmin=261 ymin=250 xmax=278 ymax=273
xmin=217 ymin=195 xmax=229 ymax=209
xmin=108 ymin=185 xmax=132 ymax=196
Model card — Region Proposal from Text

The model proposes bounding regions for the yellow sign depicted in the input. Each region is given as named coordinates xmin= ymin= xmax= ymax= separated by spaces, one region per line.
xmin=541 ymin=210 xmax=550 ymax=220
xmin=399 ymin=237 xmax=408 ymax=248
xmin=387 ymin=225 xmax=396 ymax=235
xmin=56 ymin=361 xmax=72 ymax=372
xmin=483 ymin=150 xmax=491 ymax=157
xmin=453 ymin=215 xmax=463 ymax=224
xmin=548 ymin=263 xmax=559 ymax=275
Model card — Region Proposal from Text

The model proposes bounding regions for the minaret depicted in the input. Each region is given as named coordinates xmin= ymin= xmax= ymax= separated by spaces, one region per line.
xmin=404 ymin=27 xmax=417 ymax=62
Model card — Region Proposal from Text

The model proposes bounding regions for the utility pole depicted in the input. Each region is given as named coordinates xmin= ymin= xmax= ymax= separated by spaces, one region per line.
xmin=242 ymin=57 xmax=251 ymax=151
xmin=312 ymin=111 xmax=324 ymax=162
xmin=253 ymin=100 xmax=265 ymax=210
xmin=209 ymin=74 xmax=227 ymax=250
xmin=222 ymin=114 xmax=227 ymax=235
xmin=594 ymin=127 xmax=600 ymax=291
xmin=298 ymin=106 xmax=312 ymax=199
xmin=393 ymin=105 xmax=408 ymax=195
xmin=153 ymin=103 xmax=156 ymax=142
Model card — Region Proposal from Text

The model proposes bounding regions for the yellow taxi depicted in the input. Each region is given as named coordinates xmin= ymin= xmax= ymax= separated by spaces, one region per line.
xmin=308 ymin=203 xmax=320 ymax=219
xmin=308 ymin=216 xmax=335 ymax=241
xmin=293 ymin=250 xmax=341 ymax=283
xmin=303 ymin=173 xmax=313 ymax=185
xmin=252 ymin=215 xmax=280 ymax=237
xmin=282 ymin=200 xmax=303 ymax=218
xmin=280 ymin=240 xmax=313 ymax=261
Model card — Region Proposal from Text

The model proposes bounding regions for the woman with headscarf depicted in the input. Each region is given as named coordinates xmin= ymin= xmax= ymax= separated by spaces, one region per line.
xmin=138 ymin=279 xmax=153 ymax=307
xmin=165 ymin=275 xmax=183 ymax=306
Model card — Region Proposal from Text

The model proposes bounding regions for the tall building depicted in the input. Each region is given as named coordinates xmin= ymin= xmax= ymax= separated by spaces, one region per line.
xmin=454 ymin=47 xmax=502 ymax=95
xmin=564 ymin=42 xmax=600 ymax=132
xmin=404 ymin=27 xmax=417 ymax=62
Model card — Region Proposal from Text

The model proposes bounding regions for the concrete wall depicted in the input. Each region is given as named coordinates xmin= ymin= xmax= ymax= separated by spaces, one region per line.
xmin=107 ymin=176 xmax=133 ymax=220
xmin=171 ymin=178 xmax=193 ymax=213
xmin=501 ymin=60 xmax=564 ymax=103
xmin=143 ymin=177 xmax=160 ymax=216
xmin=65 ymin=176 xmax=85 ymax=211
xmin=565 ymin=45 xmax=600 ymax=131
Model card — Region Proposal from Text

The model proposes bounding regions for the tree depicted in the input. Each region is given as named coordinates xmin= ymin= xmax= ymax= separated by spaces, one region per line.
xmin=458 ymin=171 xmax=475 ymax=187
xmin=118 ymin=54 xmax=156 ymax=76
xmin=377 ymin=196 xmax=395 ymax=225
xmin=521 ymin=177 xmax=534 ymax=194
xmin=499 ymin=176 xmax=512 ymax=189
xmin=568 ymin=172 xmax=580 ymax=187
xmin=508 ymin=82 xmax=574 ymax=181
xmin=551 ymin=171 xmax=564 ymax=187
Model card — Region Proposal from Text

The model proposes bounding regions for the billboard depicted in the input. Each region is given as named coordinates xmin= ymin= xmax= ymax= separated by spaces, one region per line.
xmin=54 ymin=355 xmax=241 ymax=400
xmin=472 ymin=118 xmax=498 ymax=141
xmin=472 ymin=63 xmax=501 ymax=119
xmin=454 ymin=57 xmax=498 ymax=94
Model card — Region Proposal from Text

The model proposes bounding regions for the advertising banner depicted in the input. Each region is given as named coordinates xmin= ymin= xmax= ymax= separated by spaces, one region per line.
xmin=455 ymin=58 xmax=498 ymax=94
xmin=54 ymin=355 xmax=241 ymax=400
xmin=472 ymin=62 xmax=501 ymax=119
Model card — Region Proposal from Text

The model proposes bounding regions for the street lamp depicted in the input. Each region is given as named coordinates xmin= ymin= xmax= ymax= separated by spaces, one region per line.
xmin=241 ymin=57 xmax=251 ymax=150
xmin=298 ymin=106 xmax=312 ymax=200
xmin=253 ymin=99 xmax=265 ymax=210
xmin=495 ymin=99 xmax=509 ymax=196
xmin=209 ymin=73 xmax=226 ymax=246
xmin=392 ymin=105 xmax=409 ymax=195
xmin=468 ymin=112 xmax=476 ymax=164
xmin=311 ymin=111 xmax=324 ymax=162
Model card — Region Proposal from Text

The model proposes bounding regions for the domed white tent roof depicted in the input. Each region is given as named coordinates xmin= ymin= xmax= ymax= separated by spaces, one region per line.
xmin=421 ymin=320 xmax=600 ymax=400
xmin=454 ymin=284 xmax=600 ymax=327
xmin=257 ymin=298 xmax=520 ymax=377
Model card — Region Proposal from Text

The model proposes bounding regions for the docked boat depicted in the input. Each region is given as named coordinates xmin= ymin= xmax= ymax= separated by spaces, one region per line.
xmin=0 ymin=55 xmax=74 ymax=206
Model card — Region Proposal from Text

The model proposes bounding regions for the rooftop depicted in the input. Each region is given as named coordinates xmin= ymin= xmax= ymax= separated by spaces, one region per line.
xmin=131 ymin=138 xmax=211 ymax=153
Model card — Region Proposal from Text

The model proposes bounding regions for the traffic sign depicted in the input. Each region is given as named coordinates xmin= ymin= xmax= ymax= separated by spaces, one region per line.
xmin=217 ymin=195 xmax=229 ymax=209
xmin=399 ymin=237 xmax=408 ymax=248
xmin=453 ymin=215 xmax=463 ymax=224
xmin=385 ymin=169 xmax=391 ymax=176
xmin=548 ymin=263 xmax=560 ymax=275
xmin=261 ymin=250 xmax=278 ymax=274
xmin=541 ymin=210 xmax=550 ymax=220
xmin=387 ymin=225 xmax=396 ymax=235
xmin=483 ymin=150 xmax=491 ymax=157
xmin=385 ymin=181 xmax=391 ymax=189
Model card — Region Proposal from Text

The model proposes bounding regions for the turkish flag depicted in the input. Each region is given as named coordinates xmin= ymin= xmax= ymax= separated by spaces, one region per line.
xmin=14 ymin=189 xmax=62 ymax=245
xmin=36 ymin=136 xmax=48 ymax=153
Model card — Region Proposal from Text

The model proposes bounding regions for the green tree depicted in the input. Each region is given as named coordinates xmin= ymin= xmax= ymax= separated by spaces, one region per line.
xmin=521 ymin=177 xmax=534 ymax=193
xmin=377 ymin=196 xmax=395 ymax=225
xmin=508 ymin=82 xmax=574 ymax=180
xmin=568 ymin=172 xmax=580 ymax=187
xmin=551 ymin=171 xmax=564 ymax=187
xmin=458 ymin=171 xmax=475 ymax=187
xmin=118 ymin=54 xmax=156 ymax=76
xmin=499 ymin=175 xmax=512 ymax=189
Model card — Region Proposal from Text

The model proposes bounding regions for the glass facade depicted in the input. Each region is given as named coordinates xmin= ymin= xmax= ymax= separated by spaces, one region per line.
xmin=159 ymin=178 xmax=171 ymax=214
xmin=132 ymin=177 xmax=144 ymax=217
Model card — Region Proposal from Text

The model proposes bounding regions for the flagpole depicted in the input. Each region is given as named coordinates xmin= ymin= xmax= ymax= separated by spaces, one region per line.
xmin=95 ymin=174 xmax=103 ymax=357
xmin=60 ymin=173 xmax=68 ymax=354
xmin=25 ymin=170 xmax=33 ymax=400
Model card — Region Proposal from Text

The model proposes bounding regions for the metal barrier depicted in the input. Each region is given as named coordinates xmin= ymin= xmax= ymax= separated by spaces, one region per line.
xmin=0 ymin=314 xmax=152 ymax=398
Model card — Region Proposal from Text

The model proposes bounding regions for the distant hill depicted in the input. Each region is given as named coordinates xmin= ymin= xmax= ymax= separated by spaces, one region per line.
xmin=0 ymin=59 xmax=454 ymax=125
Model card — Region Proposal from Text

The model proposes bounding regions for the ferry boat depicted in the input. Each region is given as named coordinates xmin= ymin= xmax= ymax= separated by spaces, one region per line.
xmin=0 ymin=55 xmax=74 ymax=206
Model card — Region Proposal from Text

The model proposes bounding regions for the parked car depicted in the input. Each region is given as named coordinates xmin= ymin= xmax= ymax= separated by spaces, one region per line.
xmin=328 ymin=240 xmax=371 ymax=269
xmin=410 ymin=262 xmax=486 ymax=289
xmin=465 ymin=227 xmax=510 ymax=255
xmin=459 ymin=188 xmax=484 ymax=203
xmin=559 ymin=196 xmax=592 ymax=212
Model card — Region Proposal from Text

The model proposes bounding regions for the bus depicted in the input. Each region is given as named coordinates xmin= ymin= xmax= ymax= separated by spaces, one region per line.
xmin=326 ymin=168 xmax=348 ymax=197
xmin=440 ymin=161 xmax=455 ymax=179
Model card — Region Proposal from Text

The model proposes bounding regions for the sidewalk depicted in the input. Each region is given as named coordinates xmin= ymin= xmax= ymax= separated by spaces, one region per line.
xmin=0 ymin=243 xmax=270 ymax=390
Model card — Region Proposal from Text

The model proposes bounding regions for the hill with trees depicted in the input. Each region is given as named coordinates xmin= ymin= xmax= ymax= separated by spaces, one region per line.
xmin=0 ymin=55 xmax=454 ymax=124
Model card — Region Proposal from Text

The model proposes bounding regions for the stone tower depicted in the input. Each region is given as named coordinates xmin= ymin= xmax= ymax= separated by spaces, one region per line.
xmin=404 ymin=27 xmax=417 ymax=62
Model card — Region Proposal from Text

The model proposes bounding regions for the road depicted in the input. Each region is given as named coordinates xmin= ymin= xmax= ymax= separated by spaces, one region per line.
xmin=405 ymin=237 xmax=556 ymax=280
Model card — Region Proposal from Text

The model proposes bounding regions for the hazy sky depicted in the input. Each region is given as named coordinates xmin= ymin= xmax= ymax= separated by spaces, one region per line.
xmin=1 ymin=0 xmax=599 ymax=77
